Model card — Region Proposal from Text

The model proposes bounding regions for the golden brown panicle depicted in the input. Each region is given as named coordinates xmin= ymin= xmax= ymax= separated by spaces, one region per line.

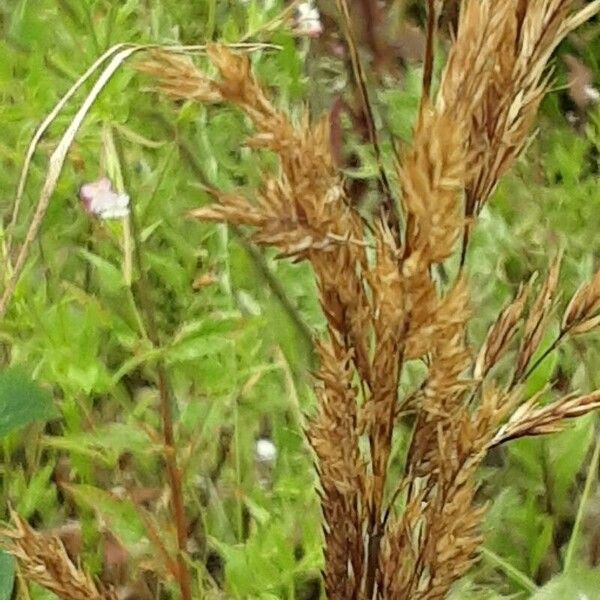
xmin=138 ymin=1 xmax=600 ymax=597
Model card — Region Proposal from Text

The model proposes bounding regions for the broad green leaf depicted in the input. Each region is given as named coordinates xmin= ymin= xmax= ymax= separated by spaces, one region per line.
xmin=0 ymin=551 xmax=15 ymax=600
xmin=0 ymin=368 xmax=57 ymax=437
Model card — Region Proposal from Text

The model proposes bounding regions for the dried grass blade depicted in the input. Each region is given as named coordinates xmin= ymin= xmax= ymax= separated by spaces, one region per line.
xmin=4 ymin=42 xmax=135 ymax=262
xmin=1 ymin=42 xmax=278 ymax=319
xmin=0 ymin=45 xmax=142 ymax=319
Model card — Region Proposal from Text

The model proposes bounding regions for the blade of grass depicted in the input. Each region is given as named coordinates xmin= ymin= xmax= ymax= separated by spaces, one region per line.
xmin=481 ymin=547 xmax=538 ymax=594
xmin=5 ymin=42 xmax=134 ymax=259
xmin=564 ymin=430 xmax=600 ymax=572
xmin=0 ymin=45 xmax=142 ymax=319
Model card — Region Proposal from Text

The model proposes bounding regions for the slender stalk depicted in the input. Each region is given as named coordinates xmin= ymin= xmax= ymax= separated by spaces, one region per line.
xmin=422 ymin=0 xmax=437 ymax=103
xmin=206 ymin=0 xmax=217 ymax=40
xmin=564 ymin=430 xmax=600 ymax=572
xmin=335 ymin=0 xmax=400 ymax=242
xmin=128 ymin=490 xmax=180 ymax=579
xmin=481 ymin=547 xmax=538 ymax=593
xmin=113 ymin=131 xmax=192 ymax=600
xmin=519 ymin=334 xmax=563 ymax=384
xmin=233 ymin=395 xmax=244 ymax=541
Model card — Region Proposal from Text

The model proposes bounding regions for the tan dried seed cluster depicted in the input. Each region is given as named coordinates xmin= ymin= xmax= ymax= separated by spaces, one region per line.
xmin=137 ymin=2 xmax=600 ymax=595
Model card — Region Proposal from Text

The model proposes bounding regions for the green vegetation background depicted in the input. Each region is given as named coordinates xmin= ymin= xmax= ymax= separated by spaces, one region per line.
xmin=0 ymin=1 xmax=599 ymax=598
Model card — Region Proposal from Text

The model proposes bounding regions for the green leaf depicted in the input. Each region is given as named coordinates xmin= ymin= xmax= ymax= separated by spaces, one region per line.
xmin=66 ymin=484 xmax=147 ymax=550
xmin=0 ymin=551 xmax=15 ymax=600
xmin=0 ymin=368 xmax=57 ymax=438
xmin=16 ymin=463 xmax=56 ymax=519
xmin=78 ymin=249 xmax=126 ymax=294
xmin=528 ymin=514 xmax=553 ymax=576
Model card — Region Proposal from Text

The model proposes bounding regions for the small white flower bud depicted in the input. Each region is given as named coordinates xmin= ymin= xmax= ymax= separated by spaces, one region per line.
xmin=255 ymin=437 xmax=277 ymax=464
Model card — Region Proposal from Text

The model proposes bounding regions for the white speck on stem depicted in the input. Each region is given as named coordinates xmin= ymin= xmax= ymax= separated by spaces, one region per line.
xmin=584 ymin=84 xmax=600 ymax=104
xmin=255 ymin=437 xmax=277 ymax=464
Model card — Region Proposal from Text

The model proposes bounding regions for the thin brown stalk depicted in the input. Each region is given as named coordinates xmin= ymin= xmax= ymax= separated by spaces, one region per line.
xmin=335 ymin=0 xmax=400 ymax=242
xmin=113 ymin=132 xmax=192 ymax=600
xmin=126 ymin=490 xmax=180 ymax=580
xmin=421 ymin=0 xmax=438 ymax=103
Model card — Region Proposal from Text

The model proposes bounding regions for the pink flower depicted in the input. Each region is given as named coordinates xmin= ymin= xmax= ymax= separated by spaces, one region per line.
xmin=79 ymin=177 xmax=130 ymax=220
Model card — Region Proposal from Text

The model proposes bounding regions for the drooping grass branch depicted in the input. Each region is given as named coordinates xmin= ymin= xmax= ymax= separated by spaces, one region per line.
xmin=149 ymin=111 xmax=315 ymax=362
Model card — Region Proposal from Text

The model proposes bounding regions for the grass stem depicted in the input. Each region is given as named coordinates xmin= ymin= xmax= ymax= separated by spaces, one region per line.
xmin=113 ymin=130 xmax=193 ymax=600
xmin=481 ymin=547 xmax=538 ymax=594
xmin=564 ymin=429 xmax=600 ymax=572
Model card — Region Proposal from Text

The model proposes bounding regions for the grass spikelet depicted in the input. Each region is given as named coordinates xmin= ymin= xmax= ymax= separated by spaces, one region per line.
xmin=513 ymin=252 xmax=562 ymax=382
xmin=475 ymin=279 xmax=532 ymax=380
xmin=562 ymin=267 xmax=600 ymax=336
xmin=492 ymin=390 xmax=600 ymax=446
xmin=1 ymin=510 xmax=118 ymax=600
xmin=137 ymin=51 xmax=223 ymax=103
xmin=399 ymin=104 xmax=466 ymax=269
xmin=307 ymin=340 xmax=365 ymax=598
xmin=437 ymin=0 xmax=600 ymax=260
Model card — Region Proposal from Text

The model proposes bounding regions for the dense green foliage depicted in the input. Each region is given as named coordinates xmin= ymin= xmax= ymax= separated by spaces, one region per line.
xmin=0 ymin=1 xmax=599 ymax=598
